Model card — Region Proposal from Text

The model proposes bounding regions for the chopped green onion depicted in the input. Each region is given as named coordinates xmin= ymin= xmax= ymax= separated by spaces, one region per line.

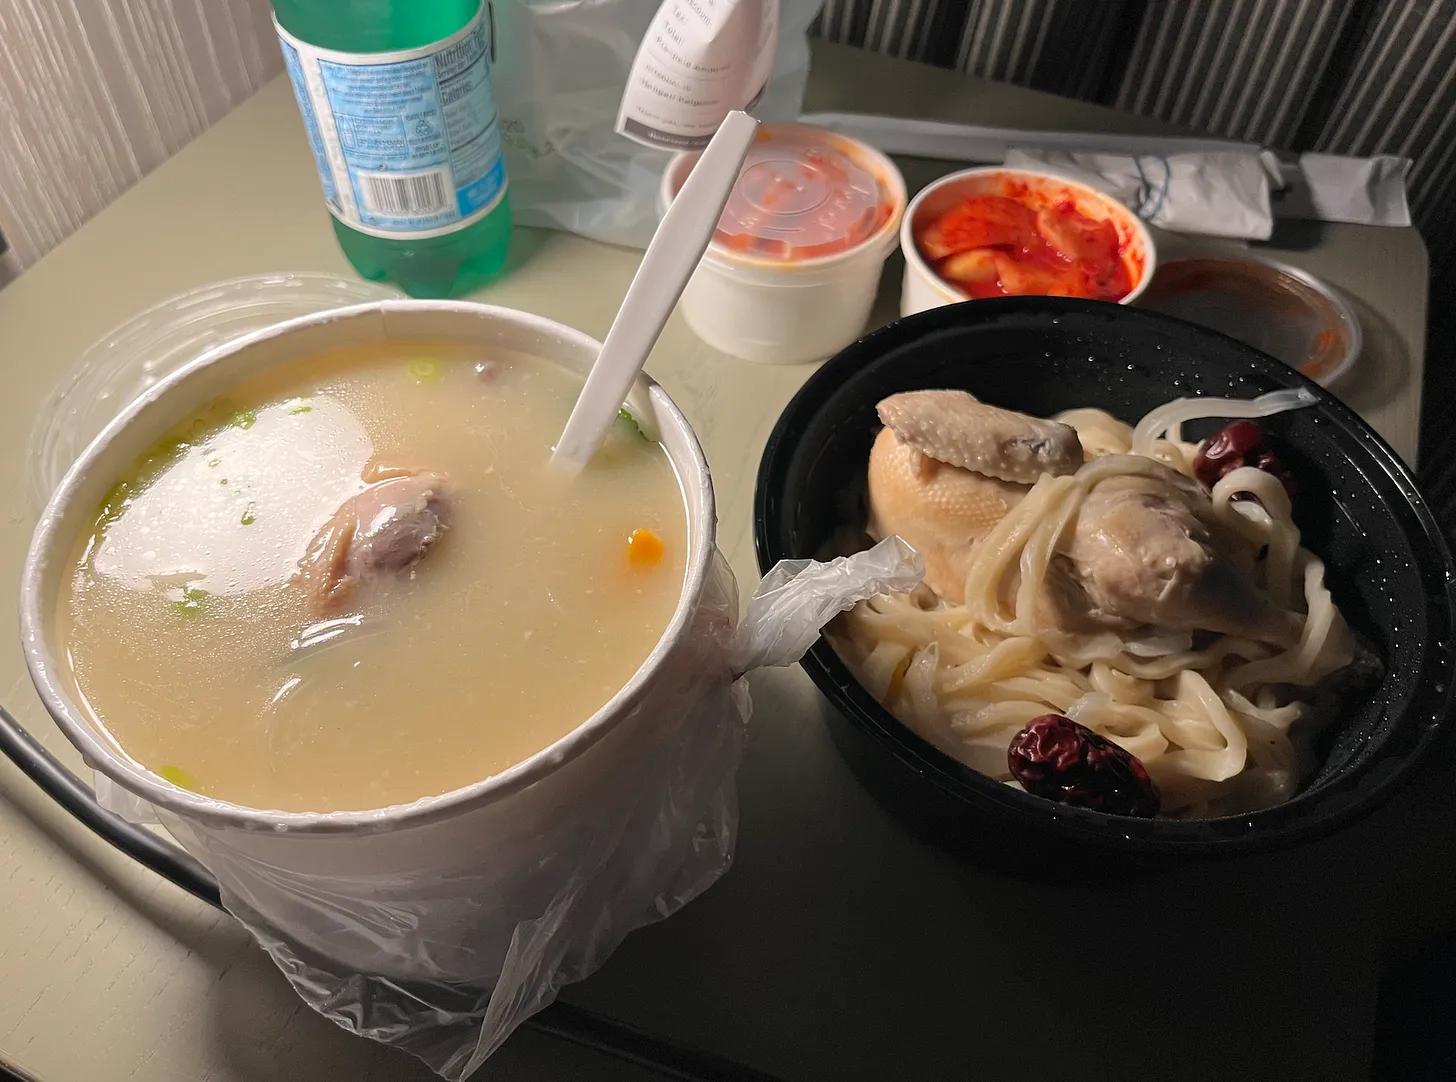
xmin=158 ymin=764 xmax=199 ymax=791
xmin=616 ymin=409 xmax=646 ymax=440
xmin=288 ymin=398 xmax=312 ymax=415
xmin=408 ymin=357 xmax=444 ymax=383
xmin=94 ymin=480 xmax=132 ymax=530
xmin=149 ymin=436 xmax=190 ymax=463
xmin=240 ymin=503 xmax=257 ymax=526
xmin=174 ymin=585 xmax=209 ymax=616
xmin=228 ymin=408 xmax=257 ymax=430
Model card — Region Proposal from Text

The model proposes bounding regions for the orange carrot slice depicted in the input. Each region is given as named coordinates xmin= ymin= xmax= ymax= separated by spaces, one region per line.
xmin=627 ymin=528 xmax=665 ymax=568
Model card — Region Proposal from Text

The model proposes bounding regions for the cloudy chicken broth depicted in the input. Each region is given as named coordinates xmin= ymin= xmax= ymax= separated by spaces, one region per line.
xmin=58 ymin=341 xmax=687 ymax=812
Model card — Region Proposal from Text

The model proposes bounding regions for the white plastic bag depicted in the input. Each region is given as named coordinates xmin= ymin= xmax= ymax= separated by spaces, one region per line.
xmin=731 ymin=536 xmax=923 ymax=671
xmin=101 ymin=537 xmax=922 ymax=1078
xmin=490 ymin=0 xmax=822 ymax=247
xmin=615 ymin=0 xmax=780 ymax=151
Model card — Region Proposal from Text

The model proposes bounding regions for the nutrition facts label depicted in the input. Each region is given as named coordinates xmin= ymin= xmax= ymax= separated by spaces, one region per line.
xmin=276 ymin=11 xmax=507 ymax=239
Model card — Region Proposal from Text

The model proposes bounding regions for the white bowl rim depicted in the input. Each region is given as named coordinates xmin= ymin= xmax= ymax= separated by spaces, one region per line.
xmin=898 ymin=165 xmax=1157 ymax=307
xmin=19 ymin=299 xmax=718 ymax=835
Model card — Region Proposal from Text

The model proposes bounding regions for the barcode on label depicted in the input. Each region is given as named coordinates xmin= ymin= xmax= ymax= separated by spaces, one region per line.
xmin=358 ymin=169 xmax=452 ymax=216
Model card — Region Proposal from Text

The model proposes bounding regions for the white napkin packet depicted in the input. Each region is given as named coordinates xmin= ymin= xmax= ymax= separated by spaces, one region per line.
xmin=1004 ymin=148 xmax=1276 ymax=240
xmin=798 ymin=113 xmax=1413 ymax=240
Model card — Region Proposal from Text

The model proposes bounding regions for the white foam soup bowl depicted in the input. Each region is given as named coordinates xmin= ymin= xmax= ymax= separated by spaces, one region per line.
xmin=900 ymin=166 xmax=1156 ymax=317
xmin=20 ymin=300 xmax=722 ymax=984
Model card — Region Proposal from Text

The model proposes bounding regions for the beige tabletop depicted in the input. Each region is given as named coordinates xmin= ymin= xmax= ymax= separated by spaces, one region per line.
xmin=0 ymin=42 xmax=1441 ymax=1082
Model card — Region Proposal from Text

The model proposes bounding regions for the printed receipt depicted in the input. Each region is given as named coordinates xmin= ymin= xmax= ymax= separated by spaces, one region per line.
xmin=616 ymin=0 xmax=779 ymax=151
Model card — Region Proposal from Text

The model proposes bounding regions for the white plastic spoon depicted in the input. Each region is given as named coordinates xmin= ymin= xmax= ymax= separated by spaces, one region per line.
xmin=551 ymin=110 xmax=759 ymax=469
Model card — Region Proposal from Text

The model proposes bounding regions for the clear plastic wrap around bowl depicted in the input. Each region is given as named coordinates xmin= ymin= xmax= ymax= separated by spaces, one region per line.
xmin=28 ymin=273 xmax=401 ymax=510
xmin=102 ymin=538 xmax=923 ymax=1079
xmin=20 ymin=281 xmax=927 ymax=1079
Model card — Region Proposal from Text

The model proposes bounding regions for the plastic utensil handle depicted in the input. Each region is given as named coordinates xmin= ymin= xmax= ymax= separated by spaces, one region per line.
xmin=552 ymin=111 xmax=759 ymax=468
xmin=797 ymin=112 xmax=1267 ymax=159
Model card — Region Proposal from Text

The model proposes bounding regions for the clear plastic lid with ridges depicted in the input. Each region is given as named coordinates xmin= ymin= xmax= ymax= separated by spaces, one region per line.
xmin=711 ymin=125 xmax=894 ymax=261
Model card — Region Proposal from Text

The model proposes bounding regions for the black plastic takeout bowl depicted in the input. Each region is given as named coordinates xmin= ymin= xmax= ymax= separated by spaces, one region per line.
xmin=754 ymin=297 xmax=1456 ymax=867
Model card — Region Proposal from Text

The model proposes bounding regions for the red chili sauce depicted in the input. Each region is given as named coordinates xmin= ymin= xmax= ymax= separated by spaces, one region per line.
xmin=915 ymin=191 xmax=1135 ymax=302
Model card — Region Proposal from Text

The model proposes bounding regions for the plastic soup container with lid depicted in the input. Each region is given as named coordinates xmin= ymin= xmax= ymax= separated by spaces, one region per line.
xmin=661 ymin=124 xmax=906 ymax=365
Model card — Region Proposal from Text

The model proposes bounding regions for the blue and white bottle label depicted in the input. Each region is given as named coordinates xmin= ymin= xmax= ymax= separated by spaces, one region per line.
xmin=275 ymin=9 xmax=507 ymax=239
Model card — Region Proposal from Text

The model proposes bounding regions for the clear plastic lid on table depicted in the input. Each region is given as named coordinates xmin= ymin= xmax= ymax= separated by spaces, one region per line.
xmin=709 ymin=123 xmax=898 ymax=262
xmin=28 ymin=273 xmax=401 ymax=510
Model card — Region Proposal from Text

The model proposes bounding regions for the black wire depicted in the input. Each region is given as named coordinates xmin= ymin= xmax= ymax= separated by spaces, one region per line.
xmin=0 ymin=705 xmax=221 ymax=906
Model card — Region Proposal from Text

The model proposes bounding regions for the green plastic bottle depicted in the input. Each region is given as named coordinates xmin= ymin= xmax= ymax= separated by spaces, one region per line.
xmin=272 ymin=0 xmax=513 ymax=298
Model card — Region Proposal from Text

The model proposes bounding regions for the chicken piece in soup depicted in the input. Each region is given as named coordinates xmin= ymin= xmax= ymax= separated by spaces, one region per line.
xmin=58 ymin=340 xmax=687 ymax=812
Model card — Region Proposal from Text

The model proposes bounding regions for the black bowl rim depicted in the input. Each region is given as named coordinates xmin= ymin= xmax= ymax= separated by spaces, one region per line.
xmin=754 ymin=295 xmax=1456 ymax=859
